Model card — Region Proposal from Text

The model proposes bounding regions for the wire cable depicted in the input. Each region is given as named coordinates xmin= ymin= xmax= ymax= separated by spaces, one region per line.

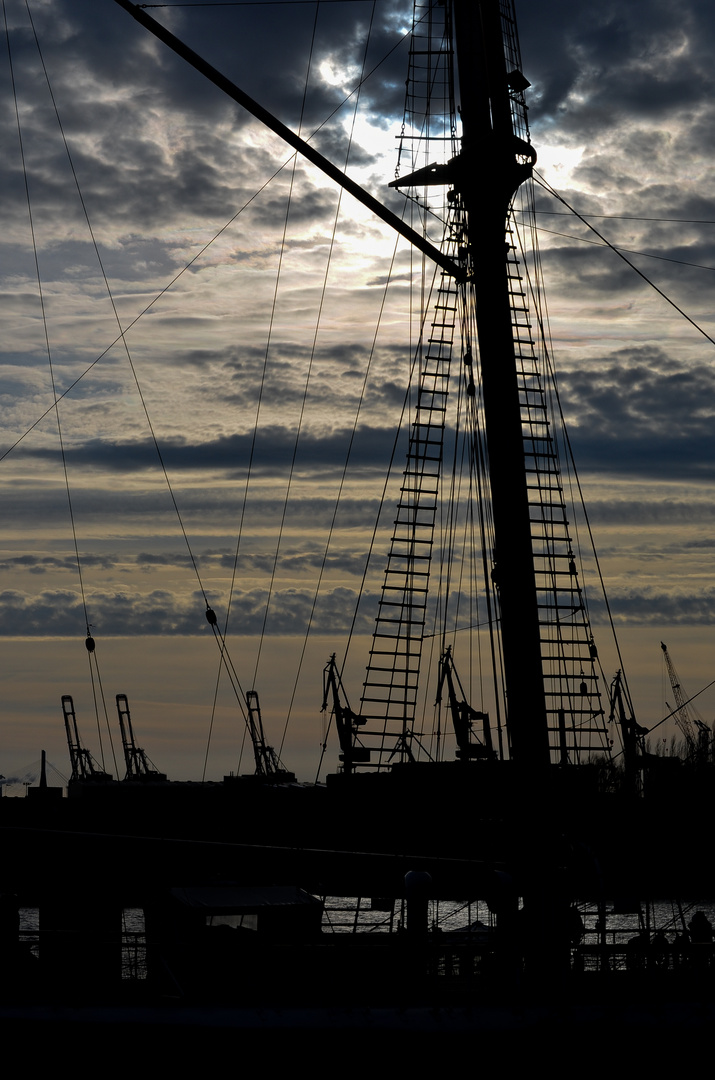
xmin=534 ymin=172 xmax=715 ymax=349
xmin=252 ymin=0 xmax=378 ymax=690
xmin=518 ymin=218 xmax=715 ymax=273
xmin=7 ymin=0 xmax=120 ymax=772
xmin=203 ymin=0 xmax=322 ymax=778
xmin=2 ymin=11 xmax=416 ymax=464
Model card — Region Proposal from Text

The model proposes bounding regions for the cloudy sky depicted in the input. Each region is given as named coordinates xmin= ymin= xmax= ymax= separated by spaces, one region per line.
xmin=1 ymin=0 xmax=714 ymax=786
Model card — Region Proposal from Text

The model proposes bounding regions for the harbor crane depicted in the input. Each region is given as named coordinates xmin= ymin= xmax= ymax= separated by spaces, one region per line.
xmin=245 ymin=690 xmax=292 ymax=779
xmin=115 ymin=694 xmax=167 ymax=782
xmin=322 ymin=655 xmax=369 ymax=774
xmin=609 ymin=670 xmax=648 ymax=793
xmin=61 ymin=695 xmax=112 ymax=782
xmin=436 ymin=648 xmax=496 ymax=760
xmin=660 ymin=642 xmax=712 ymax=762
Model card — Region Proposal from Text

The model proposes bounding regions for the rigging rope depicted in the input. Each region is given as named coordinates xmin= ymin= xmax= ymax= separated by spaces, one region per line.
xmin=203 ymin=0 xmax=322 ymax=778
xmin=22 ymin=0 xmax=246 ymax=774
xmin=527 ymin=210 xmax=715 ymax=225
xmin=534 ymin=173 xmax=715 ymax=349
xmin=516 ymin=179 xmax=635 ymax=738
xmin=284 ymin=233 xmax=402 ymax=763
xmin=0 ymin=14 xmax=415 ymax=464
xmin=518 ymin=218 xmax=715 ymax=273
xmin=513 ymin=179 xmax=613 ymax=758
xmin=2 ymin=0 xmax=426 ymax=781
xmin=0 ymin=161 xmax=300 ymax=467
xmin=6 ymin=0 xmax=121 ymax=771
xmin=251 ymin=1 xmax=377 ymax=688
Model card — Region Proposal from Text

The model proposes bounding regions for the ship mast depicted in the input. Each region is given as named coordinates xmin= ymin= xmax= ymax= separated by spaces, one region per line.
xmin=383 ymin=0 xmax=607 ymax=770
xmin=451 ymin=0 xmax=549 ymax=766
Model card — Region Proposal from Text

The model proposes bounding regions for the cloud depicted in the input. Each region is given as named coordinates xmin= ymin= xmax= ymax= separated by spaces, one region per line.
xmin=0 ymin=553 xmax=118 ymax=575
xmin=7 ymin=569 xmax=713 ymax=639
xmin=3 ymin=0 xmax=715 ymax=674
xmin=0 ymin=583 xmax=378 ymax=638
xmin=586 ymin=498 xmax=715 ymax=526
xmin=524 ymin=1 xmax=715 ymax=131
xmin=16 ymin=424 xmax=403 ymax=477
xmin=589 ymin=586 xmax=715 ymax=626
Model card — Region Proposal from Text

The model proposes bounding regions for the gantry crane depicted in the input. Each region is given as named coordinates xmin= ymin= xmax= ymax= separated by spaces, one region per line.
xmin=115 ymin=694 xmax=167 ymax=781
xmin=61 ymin=695 xmax=112 ymax=782
xmin=660 ymin=642 xmax=712 ymax=762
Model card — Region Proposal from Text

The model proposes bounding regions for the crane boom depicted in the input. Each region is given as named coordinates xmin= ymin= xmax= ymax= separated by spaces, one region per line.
xmin=435 ymin=648 xmax=495 ymax=760
xmin=115 ymin=694 xmax=166 ymax=781
xmin=61 ymin=695 xmax=112 ymax=782
xmin=245 ymin=690 xmax=286 ymax=777
xmin=660 ymin=642 xmax=711 ymax=760
xmin=321 ymin=655 xmax=368 ymax=774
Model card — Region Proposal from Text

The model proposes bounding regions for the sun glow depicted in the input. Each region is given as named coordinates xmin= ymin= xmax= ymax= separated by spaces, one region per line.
xmin=534 ymin=141 xmax=586 ymax=187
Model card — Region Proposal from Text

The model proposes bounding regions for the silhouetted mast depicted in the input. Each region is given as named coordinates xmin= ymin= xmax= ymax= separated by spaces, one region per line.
xmin=452 ymin=0 xmax=548 ymax=766
xmin=387 ymin=2 xmax=550 ymax=767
